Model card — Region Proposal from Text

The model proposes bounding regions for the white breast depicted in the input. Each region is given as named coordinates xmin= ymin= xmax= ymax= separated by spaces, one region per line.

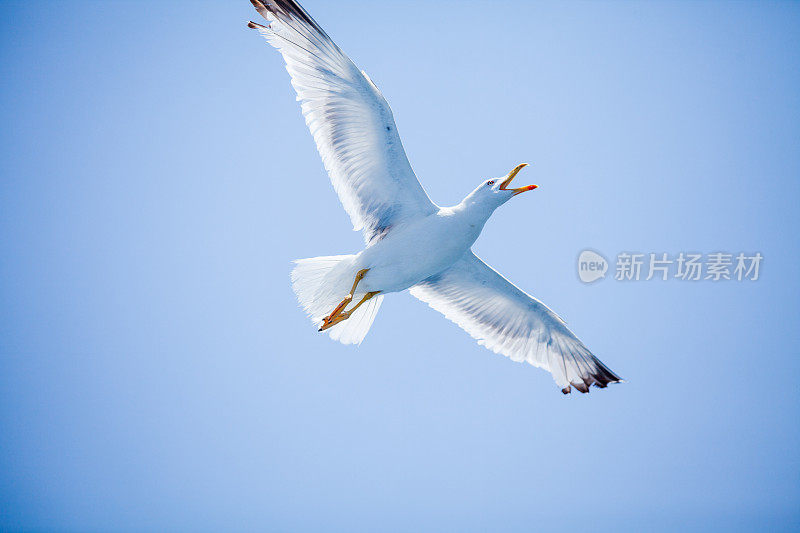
xmin=356 ymin=209 xmax=485 ymax=294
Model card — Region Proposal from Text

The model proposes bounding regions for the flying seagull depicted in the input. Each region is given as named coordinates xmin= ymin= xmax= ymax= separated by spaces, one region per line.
xmin=247 ymin=0 xmax=621 ymax=393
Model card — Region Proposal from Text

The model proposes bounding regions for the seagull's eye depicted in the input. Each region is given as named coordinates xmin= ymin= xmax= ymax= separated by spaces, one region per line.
xmin=487 ymin=180 xmax=495 ymax=186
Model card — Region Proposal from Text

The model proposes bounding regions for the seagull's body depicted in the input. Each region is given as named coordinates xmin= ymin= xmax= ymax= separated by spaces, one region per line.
xmin=248 ymin=0 xmax=622 ymax=393
xmin=354 ymin=205 xmax=489 ymax=294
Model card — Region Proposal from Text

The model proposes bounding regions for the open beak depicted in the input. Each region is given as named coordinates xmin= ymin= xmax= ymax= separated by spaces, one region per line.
xmin=498 ymin=163 xmax=538 ymax=196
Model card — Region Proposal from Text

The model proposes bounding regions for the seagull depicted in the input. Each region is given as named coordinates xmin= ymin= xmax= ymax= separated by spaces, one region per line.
xmin=247 ymin=0 xmax=621 ymax=393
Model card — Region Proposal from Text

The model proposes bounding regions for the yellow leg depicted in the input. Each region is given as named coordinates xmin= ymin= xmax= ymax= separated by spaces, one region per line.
xmin=319 ymin=291 xmax=380 ymax=331
xmin=319 ymin=269 xmax=377 ymax=331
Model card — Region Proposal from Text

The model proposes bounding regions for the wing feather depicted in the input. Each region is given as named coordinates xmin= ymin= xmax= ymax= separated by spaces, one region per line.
xmin=248 ymin=0 xmax=437 ymax=243
xmin=410 ymin=252 xmax=622 ymax=393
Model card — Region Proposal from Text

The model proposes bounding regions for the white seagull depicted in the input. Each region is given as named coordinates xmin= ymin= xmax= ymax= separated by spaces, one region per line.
xmin=247 ymin=0 xmax=621 ymax=393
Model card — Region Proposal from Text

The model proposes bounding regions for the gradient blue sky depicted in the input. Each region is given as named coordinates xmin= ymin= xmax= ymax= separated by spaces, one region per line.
xmin=1 ymin=1 xmax=799 ymax=531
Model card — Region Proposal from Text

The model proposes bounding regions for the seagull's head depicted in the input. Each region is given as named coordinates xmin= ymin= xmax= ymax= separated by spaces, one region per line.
xmin=465 ymin=163 xmax=538 ymax=211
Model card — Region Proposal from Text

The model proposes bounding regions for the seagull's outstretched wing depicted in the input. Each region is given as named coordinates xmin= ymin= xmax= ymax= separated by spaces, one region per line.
xmin=248 ymin=0 xmax=437 ymax=244
xmin=410 ymin=252 xmax=622 ymax=393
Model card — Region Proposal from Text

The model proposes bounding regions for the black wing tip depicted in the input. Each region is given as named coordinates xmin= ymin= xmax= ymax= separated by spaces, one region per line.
xmin=596 ymin=364 xmax=623 ymax=386
xmin=563 ymin=367 xmax=623 ymax=395
xmin=586 ymin=358 xmax=623 ymax=392
xmin=573 ymin=382 xmax=590 ymax=394
xmin=247 ymin=20 xmax=268 ymax=30
xmin=250 ymin=0 xmax=269 ymax=14
xmin=250 ymin=0 xmax=329 ymax=38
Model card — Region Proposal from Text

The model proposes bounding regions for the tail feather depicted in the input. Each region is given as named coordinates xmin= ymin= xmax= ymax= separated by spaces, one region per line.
xmin=290 ymin=255 xmax=383 ymax=345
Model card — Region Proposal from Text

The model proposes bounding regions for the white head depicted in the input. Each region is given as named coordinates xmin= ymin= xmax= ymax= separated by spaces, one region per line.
xmin=460 ymin=163 xmax=538 ymax=213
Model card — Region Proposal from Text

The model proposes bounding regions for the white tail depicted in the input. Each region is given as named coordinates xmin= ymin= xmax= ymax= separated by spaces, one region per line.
xmin=290 ymin=255 xmax=384 ymax=345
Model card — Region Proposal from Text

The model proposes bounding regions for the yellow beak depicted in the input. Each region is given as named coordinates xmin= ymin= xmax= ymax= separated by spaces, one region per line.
xmin=499 ymin=163 xmax=538 ymax=196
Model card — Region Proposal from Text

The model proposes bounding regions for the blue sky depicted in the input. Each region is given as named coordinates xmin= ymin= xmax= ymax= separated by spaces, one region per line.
xmin=1 ymin=1 xmax=799 ymax=531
